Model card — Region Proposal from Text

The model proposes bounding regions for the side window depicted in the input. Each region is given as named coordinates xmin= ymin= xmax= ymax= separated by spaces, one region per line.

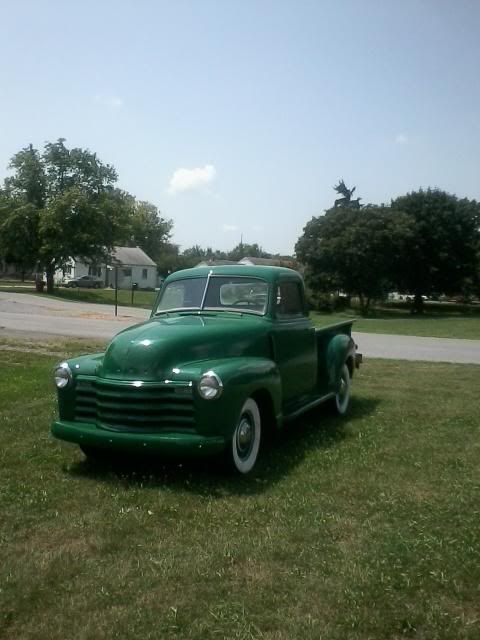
xmin=142 ymin=268 xmax=148 ymax=279
xmin=123 ymin=268 xmax=132 ymax=277
xmin=276 ymin=281 xmax=305 ymax=319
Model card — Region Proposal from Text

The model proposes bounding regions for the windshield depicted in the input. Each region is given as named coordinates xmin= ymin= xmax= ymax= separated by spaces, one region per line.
xmin=155 ymin=276 xmax=269 ymax=315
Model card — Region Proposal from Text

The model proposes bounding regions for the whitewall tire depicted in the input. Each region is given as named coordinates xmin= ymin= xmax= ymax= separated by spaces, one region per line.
xmin=228 ymin=398 xmax=261 ymax=474
xmin=334 ymin=363 xmax=351 ymax=415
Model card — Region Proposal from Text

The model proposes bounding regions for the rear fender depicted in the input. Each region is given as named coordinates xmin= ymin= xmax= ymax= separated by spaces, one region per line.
xmin=326 ymin=334 xmax=356 ymax=392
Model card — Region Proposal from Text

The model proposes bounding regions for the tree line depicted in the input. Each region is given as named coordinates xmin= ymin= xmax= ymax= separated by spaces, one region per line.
xmin=3 ymin=140 xmax=477 ymax=307
xmin=0 ymin=139 xmax=280 ymax=292
xmin=295 ymin=188 xmax=480 ymax=313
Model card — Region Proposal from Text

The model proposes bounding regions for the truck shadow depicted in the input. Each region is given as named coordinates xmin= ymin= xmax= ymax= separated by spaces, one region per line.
xmin=66 ymin=395 xmax=380 ymax=496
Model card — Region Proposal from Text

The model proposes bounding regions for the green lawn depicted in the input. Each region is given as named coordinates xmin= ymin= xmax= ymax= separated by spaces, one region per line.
xmin=0 ymin=282 xmax=157 ymax=309
xmin=1 ymin=339 xmax=479 ymax=639
xmin=312 ymin=309 xmax=480 ymax=340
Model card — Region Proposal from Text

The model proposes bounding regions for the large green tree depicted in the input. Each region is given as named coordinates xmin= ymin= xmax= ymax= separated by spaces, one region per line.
xmin=1 ymin=139 xmax=137 ymax=292
xmin=390 ymin=189 xmax=480 ymax=310
xmin=295 ymin=205 xmax=408 ymax=314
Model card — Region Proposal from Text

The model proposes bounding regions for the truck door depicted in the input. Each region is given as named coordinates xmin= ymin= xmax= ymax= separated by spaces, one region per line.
xmin=271 ymin=277 xmax=317 ymax=406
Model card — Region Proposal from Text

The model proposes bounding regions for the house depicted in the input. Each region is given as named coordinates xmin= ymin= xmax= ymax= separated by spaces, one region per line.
xmin=57 ymin=246 xmax=158 ymax=290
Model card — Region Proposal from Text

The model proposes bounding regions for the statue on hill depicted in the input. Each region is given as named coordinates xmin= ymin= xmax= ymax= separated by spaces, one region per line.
xmin=334 ymin=180 xmax=362 ymax=209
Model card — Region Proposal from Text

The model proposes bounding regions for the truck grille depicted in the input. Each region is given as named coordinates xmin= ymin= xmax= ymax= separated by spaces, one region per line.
xmin=74 ymin=377 xmax=195 ymax=432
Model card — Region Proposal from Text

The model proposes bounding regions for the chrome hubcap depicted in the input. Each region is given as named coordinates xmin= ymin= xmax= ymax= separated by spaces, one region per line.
xmin=236 ymin=417 xmax=253 ymax=458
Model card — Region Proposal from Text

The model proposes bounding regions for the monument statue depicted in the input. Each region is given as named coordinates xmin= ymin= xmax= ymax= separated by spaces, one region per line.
xmin=334 ymin=180 xmax=362 ymax=209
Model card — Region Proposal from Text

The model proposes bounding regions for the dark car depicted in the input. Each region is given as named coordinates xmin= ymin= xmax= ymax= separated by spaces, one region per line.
xmin=63 ymin=275 xmax=103 ymax=289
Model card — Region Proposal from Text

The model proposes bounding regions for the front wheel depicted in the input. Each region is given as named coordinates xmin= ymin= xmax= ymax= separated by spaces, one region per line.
xmin=226 ymin=398 xmax=261 ymax=474
xmin=333 ymin=363 xmax=351 ymax=415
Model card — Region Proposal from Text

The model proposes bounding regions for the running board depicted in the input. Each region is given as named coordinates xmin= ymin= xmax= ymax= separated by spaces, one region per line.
xmin=284 ymin=392 xmax=335 ymax=422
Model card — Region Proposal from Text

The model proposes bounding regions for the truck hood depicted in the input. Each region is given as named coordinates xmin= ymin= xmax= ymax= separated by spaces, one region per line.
xmin=98 ymin=313 xmax=270 ymax=380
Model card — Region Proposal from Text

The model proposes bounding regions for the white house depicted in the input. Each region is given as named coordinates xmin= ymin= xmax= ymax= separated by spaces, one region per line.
xmin=57 ymin=246 xmax=158 ymax=290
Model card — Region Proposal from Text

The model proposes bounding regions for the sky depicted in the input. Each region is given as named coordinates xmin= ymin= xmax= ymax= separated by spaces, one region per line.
xmin=0 ymin=0 xmax=479 ymax=255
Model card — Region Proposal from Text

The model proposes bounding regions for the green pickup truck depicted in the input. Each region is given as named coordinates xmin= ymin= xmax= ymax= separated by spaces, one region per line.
xmin=52 ymin=265 xmax=361 ymax=474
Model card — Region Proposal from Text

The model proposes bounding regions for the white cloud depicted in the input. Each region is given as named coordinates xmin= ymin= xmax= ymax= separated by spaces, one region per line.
xmin=94 ymin=94 xmax=123 ymax=108
xmin=395 ymin=133 xmax=408 ymax=145
xmin=222 ymin=224 xmax=238 ymax=232
xmin=168 ymin=164 xmax=216 ymax=194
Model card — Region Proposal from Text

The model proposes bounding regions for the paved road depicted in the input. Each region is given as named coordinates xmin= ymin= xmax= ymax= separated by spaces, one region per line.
xmin=353 ymin=332 xmax=480 ymax=365
xmin=0 ymin=291 xmax=148 ymax=340
xmin=1 ymin=292 xmax=479 ymax=363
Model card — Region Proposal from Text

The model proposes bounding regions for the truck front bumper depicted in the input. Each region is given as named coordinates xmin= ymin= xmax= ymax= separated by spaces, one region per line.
xmin=51 ymin=420 xmax=227 ymax=458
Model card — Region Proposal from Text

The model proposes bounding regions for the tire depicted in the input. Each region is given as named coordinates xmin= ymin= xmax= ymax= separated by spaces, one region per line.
xmin=332 ymin=363 xmax=351 ymax=415
xmin=226 ymin=398 xmax=261 ymax=474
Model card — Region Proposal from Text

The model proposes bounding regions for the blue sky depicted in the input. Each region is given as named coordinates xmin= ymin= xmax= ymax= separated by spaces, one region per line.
xmin=1 ymin=0 xmax=479 ymax=255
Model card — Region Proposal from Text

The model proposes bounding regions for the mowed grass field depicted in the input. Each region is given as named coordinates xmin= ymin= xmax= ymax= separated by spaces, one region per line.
xmin=312 ymin=309 xmax=480 ymax=340
xmin=1 ymin=339 xmax=479 ymax=639
xmin=0 ymin=282 xmax=157 ymax=309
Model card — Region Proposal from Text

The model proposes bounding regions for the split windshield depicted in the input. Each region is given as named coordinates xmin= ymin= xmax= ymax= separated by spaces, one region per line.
xmin=155 ymin=276 xmax=269 ymax=315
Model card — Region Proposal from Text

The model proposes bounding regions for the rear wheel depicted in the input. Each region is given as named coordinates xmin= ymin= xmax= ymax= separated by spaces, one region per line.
xmin=226 ymin=398 xmax=261 ymax=474
xmin=333 ymin=363 xmax=351 ymax=415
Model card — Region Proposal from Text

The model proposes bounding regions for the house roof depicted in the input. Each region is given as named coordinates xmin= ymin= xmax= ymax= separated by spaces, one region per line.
xmin=239 ymin=256 xmax=296 ymax=267
xmin=110 ymin=246 xmax=156 ymax=267
xmin=195 ymin=259 xmax=239 ymax=267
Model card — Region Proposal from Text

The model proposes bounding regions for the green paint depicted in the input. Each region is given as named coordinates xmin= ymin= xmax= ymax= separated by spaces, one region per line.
xmin=52 ymin=266 xmax=359 ymax=463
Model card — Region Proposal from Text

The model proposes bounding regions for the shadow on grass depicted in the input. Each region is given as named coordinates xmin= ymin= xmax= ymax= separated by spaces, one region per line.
xmin=65 ymin=395 xmax=380 ymax=497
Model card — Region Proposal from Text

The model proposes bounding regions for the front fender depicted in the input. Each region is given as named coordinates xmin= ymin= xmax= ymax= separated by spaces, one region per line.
xmin=178 ymin=357 xmax=281 ymax=437
xmin=326 ymin=334 xmax=356 ymax=392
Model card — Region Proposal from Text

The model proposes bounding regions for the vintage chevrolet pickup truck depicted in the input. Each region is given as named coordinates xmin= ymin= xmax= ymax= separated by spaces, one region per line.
xmin=52 ymin=265 xmax=361 ymax=474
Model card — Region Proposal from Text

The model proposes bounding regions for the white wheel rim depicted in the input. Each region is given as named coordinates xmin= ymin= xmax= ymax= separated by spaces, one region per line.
xmin=232 ymin=399 xmax=261 ymax=474
xmin=335 ymin=364 xmax=351 ymax=415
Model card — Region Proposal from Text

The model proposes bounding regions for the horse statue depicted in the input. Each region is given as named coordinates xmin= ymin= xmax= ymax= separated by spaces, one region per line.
xmin=333 ymin=180 xmax=362 ymax=209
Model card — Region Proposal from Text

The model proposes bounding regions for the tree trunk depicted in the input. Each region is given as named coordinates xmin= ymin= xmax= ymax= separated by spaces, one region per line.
xmin=46 ymin=265 xmax=55 ymax=294
xmin=358 ymin=293 xmax=370 ymax=316
xmin=411 ymin=292 xmax=424 ymax=314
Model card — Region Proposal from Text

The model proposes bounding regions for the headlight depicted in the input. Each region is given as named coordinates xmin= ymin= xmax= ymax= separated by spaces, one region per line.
xmin=54 ymin=362 xmax=72 ymax=389
xmin=198 ymin=371 xmax=223 ymax=400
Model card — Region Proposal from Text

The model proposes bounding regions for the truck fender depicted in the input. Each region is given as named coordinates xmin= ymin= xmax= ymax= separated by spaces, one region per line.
xmin=180 ymin=357 xmax=282 ymax=436
xmin=326 ymin=334 xmax=356 ymax=392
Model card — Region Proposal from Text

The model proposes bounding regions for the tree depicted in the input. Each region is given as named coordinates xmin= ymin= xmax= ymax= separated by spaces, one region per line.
xmin=295 ymin=205 xmax=408 ymax=314
xmin=39 ymin=187 xmax=133 ymax=276
xmin=1 ymin=139 xmax=138 ymax=292
xmin=390 ymin=189 xmax=480 ymax=311
xmin=128 ymin=201 xmax=173 ymax=263
xmin=227 ymin=242 xmax=270 ymax=261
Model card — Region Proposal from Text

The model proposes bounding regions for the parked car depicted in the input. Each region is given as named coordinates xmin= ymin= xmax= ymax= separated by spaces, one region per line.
xmin=52 ymin=266 xmax=361 ymax=474
xmin=63 ymin=275 xmax=103 ymax=289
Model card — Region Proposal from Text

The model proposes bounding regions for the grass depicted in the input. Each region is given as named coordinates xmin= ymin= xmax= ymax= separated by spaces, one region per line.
xmin=1 ymin=338 xmax=480 ymax=639
xmin=0 ymin=282 xmax=157 ymax=309
xmin=312 ymin=308 xmax=480 ymax=340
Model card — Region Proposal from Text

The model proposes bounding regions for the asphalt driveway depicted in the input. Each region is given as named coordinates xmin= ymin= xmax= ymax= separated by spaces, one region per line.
xmin=1 ymin=292 xmax=479 ymax=363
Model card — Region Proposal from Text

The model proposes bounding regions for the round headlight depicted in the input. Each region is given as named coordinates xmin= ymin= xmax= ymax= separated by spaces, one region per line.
xmin=54 ymin=362 xmax=72 ymax=389
xmin=198 ymin=371 xmax=223 ymax=400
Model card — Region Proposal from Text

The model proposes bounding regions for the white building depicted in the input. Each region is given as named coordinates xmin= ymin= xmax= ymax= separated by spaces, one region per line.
xmin=57 ymin=246 xmax=158 ymax=290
